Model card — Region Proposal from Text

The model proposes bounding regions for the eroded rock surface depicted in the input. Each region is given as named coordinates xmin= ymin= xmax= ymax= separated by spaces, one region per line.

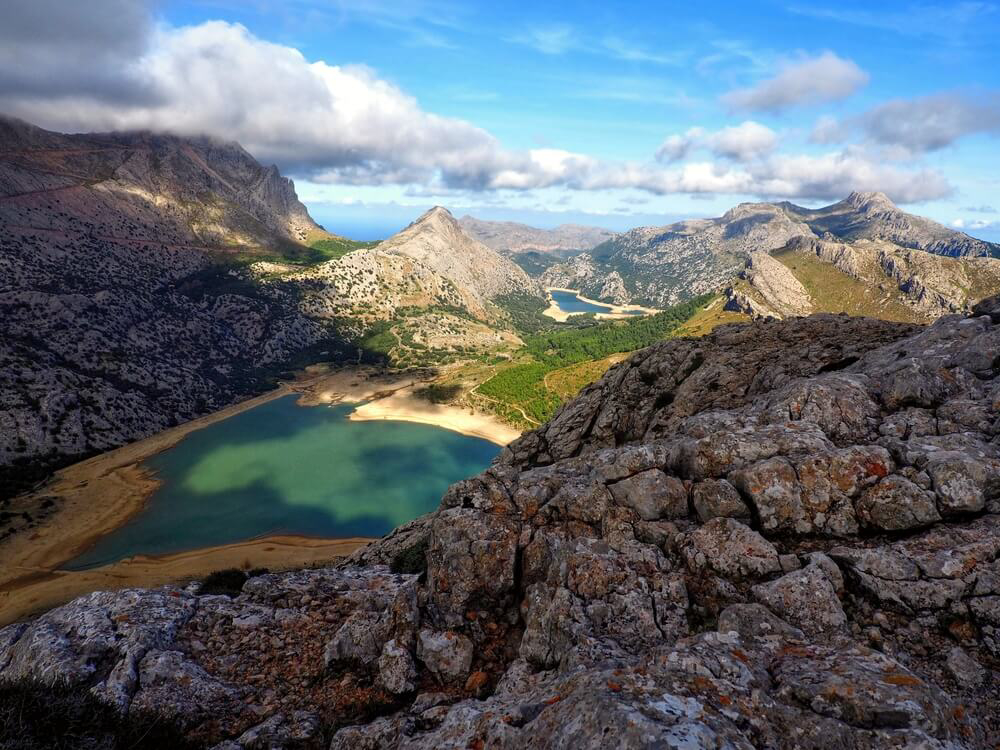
xmin=3 ymin=303 xmax=1000 ymax=747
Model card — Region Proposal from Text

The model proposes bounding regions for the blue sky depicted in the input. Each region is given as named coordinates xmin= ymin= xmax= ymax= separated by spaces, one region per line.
xmin=1 ymin=0 xmax=998 ymax=239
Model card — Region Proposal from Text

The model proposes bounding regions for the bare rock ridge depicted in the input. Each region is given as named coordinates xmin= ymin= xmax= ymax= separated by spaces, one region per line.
xmin=5 ymin=300 xmax=1000 ymax=747
xmin=543 ymin=191 xmax=1000 ymax=307
xmin=0 ymin=115 xmax=322 ymax=248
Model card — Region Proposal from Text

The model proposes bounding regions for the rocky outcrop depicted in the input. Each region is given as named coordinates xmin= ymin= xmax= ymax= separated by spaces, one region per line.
xmin=725 ymin=250 xmax=812 ymax=318
xmin=723 ymin=236 xmax=1000 ymax=321
xmin=5 ymin=300 xmax=1000 ymax=747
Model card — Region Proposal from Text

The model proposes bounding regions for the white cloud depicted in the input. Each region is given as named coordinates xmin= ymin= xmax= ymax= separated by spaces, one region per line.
xmin=656 ymin=122 xmax=778 ymax=163
xmin=952 ymin=217 xmax=998 ymax=230
xmin=722 ymin=51 xmax=869 ymax=112
xmin=0 ymin=16 xmax=950 ymax=204
xmin=810 ymin=114 xmax=850 ymax=144
xmin=860 ymin=92 xmax=1000 ymax=153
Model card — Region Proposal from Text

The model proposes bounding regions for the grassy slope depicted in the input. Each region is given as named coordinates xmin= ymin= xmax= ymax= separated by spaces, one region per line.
xmin=771 ymin=247 xmax=923 ymax=322
xmin=474 ymin=294 xmax=716 ymax=428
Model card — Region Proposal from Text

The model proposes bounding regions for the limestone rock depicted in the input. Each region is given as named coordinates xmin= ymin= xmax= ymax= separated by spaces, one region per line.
xmin=378 ymin=638 xmax=417 ymax=694
xmin=856 ymin=475 xmax=941 ymax=531
xmin=682 ymin=518 xmax=781 ymax=579
xmin=607 ymin=468 xmax=688 ymax=520
xmin=417 ymin=629 xmax=473 ymax=684
xmin=691 ymin=478 xmax=750 ymax=522
xmin=752 ymin=563 xmax=847 ymax=636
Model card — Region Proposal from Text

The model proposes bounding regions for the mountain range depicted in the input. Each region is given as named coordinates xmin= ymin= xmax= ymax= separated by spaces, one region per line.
xmin=541 ymin=192 xmax=1000 ymax=308
xmin=4 ymin=115 xmax=1000 ymax=498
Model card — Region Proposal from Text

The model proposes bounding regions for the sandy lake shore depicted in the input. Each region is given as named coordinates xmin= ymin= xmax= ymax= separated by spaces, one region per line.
xmin=0 ymin=535 xmax=369 ymax=626
xmin=0 ymin=365 xmax=519 ymax=625
xmin=542 ymin=286 xmax=659 ymax=322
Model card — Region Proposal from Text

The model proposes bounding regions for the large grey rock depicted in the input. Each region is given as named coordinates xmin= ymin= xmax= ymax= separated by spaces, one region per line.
xmin=416 ymin=629 xmax=473 ymax=684
xmin=752 ymin=563 xmax=847 ymax=636
xmin=682 ymin=518 xmax=781 ymax=579
xmin=607 ymin=468 xmax=688 ymax=520
xmin=691 ymin=478 xmax=750 ymax=522
xmin=855 ymin=475 xmax=941 ymax=531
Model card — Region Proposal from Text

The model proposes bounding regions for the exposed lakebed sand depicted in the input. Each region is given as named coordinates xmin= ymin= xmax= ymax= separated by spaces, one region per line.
xmin=0 ymin=366 xmax=518 ymax=625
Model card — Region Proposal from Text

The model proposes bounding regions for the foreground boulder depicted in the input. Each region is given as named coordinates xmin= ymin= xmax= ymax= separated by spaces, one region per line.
xmin=3 ymin=304 xmax=1000 ymax=747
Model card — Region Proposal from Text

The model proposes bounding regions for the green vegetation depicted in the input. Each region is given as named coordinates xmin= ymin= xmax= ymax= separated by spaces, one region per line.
xmin=476 ymin=294 xmax=713 ymax=426
xmin=390 ymin=535 xmax=430 ymax=575
xmin=509 ymin=251 xmax=560 ymax=276
xmin=523 ymin=294 xmax=713 ymax=367
xmin=197 ymin=567 xmax=269 ymax=597
xmin=772 ymin=248 xmax=920 ymax=322
xmin=493 ymin=292 xmax=554 ymax=335
xmin=305 ymin=235 xmax=380 ymax=263
xmin=477 ymin=362 xmax=561 ymax=424
xmin=0 ymin=678 xmax=197 ymax=749
xmin=414 ymin=383 xmax=464 ymax=403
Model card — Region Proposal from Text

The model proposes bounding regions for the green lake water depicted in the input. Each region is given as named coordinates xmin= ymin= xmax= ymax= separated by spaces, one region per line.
xmin=67 ymin=395 xmax=500 ymax=569
xmin=549 ymin=289 xmax=644 ymax=316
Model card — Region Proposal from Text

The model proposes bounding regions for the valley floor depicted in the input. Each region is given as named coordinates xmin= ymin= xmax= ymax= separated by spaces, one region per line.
xmin=0 ymin=365 xmax=517 ymax=625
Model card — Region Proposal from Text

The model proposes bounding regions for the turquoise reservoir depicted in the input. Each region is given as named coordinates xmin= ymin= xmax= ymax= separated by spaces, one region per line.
xmin=67 ymin=396 xmax=499 ymax=569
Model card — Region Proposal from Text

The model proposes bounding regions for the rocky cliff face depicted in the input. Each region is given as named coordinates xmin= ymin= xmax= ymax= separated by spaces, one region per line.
xmin=545 ymin=193 xmax=1000 ymax=307
xmin=725 ymin=235 xmax=1000 ymax=322
xmin=6 ymin=299 xmax=1000 ymax=748
xmin=0 ymin=118 xmax=350 ymax=499
xmin=0 ymin=116 xmax=323 ymax=249
xmin=783 ymin=192 xmax=1000 ymax=259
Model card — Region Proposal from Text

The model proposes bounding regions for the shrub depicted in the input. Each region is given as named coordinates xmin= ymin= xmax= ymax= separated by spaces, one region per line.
xmin=197 ymin=567 xmax=268 ymax=597
xmin=0 ymin=677 xmax=197 ymax=749
xmin=390 ymin=536 xmax=430 ymax=575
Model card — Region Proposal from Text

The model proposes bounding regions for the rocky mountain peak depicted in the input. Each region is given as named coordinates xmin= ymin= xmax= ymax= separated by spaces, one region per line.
xmin=376 ymin=204 xmax=541 ymax=313
xmin=845 ymin=190 xmax=897 ymax=213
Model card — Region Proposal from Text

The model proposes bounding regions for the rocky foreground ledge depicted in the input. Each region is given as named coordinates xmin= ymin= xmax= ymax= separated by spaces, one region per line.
xmin=3 ymin=299 xmax=1000 ymax=748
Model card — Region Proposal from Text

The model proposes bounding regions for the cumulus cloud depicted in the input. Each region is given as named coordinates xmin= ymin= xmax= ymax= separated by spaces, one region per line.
xmin=810 ymin=115 xmax=850 ymax=144
xmin=952 ymin=217 xmax=999 ymax=231
xmin=0 ymin=0 xmax=154 ymax=103
xmin=859 ymin=92 xmax=1000 ymax=153
xmin=589 ymin=150 xmax=950 ymax=204
xmin=656 ymin=122 xmax=778 ymax=163
xmin=723 ymin=51 xmax=869 ymax=112
xmin=0 ymin=9 xmax=950 ymax=204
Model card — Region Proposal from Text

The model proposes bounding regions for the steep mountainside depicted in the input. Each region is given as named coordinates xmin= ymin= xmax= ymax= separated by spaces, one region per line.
xmin=458 ymin=216 xmax=614 ymax=256
xmin=0 ymin=121 xmax=548 ymax=496
xmin=726 ymin=235 xmax=1000 ymax=321
xmin=5 ymin=299 xmax=1000 ymax=747
xmin=379 ymin=208 xmax=541 ymax=313
xmin=544 ymin=192 xmax=1000 ymax=307
xmin=0 ymin=116 xmax=325 ymax=251
xmin=0 ymin=118 xmax=352 ymax=497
